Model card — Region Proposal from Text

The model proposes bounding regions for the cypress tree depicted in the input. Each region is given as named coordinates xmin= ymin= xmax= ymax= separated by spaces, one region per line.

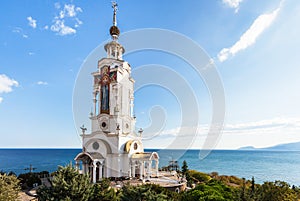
xmin=181 ymin=160 xmax=188 ymax=178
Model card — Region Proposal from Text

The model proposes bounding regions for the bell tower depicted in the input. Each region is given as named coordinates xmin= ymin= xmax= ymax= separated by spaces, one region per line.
xmin=75 ymin=2 xmax=159 ymax=182
xmin=90 ymin=2 xmax=136 ymax=144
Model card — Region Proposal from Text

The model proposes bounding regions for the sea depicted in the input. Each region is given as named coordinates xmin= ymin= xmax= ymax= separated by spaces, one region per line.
xmin=0 ymin=149 xmax=299 ymax=186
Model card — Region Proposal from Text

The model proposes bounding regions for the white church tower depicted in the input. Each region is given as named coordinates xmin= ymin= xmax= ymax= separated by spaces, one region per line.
xmin=75 ymin=2 xmax=159 ymax=183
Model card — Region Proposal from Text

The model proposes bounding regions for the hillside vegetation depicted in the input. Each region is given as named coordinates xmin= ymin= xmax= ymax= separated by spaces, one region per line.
xmin=1 ymin=162 xmax=300 ymax=201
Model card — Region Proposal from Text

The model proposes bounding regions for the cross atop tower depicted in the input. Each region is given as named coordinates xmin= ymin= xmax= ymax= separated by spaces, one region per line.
xmin=112 ymin=1 xmax=118 ymax=26
xmin=109 ymin=1 xmax=120 ymax=40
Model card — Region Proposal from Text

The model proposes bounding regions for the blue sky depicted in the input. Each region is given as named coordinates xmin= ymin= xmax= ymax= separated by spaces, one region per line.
xmin=1 ymin=0 xmax=300 ymax=149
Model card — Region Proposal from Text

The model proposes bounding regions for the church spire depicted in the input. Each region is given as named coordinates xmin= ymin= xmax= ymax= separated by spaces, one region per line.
xmin=110 ymin=1 xmax=120 ymax=40
xmin=112 ymin=1 xmax=117 ymax=27
xmin=105 ymin=1 xmax=124 ymax=60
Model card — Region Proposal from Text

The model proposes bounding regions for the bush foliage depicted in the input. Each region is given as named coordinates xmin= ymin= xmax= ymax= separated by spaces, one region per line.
xmin=0 ymin=173 xmax=20 ymax=201
xmin=189 ymin=170 xmax=211 ymax=183
xmin=35 ymin=163 xmax=300 ymax=201
xmin=37 ymin=165 xmax=92 ymax=201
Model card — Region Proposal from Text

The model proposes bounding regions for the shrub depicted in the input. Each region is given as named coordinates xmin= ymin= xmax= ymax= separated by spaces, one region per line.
xmin=89 ymin=179 xmax=118 ymax=201
xmin=180 ymin=180 xmax=238 ymax=201
xmin=189 ymin=170 xmax=211 ymax=183
xmin=257 ymin=181 xmax=298 ymax=201
xmin=0 ymin=173 xmax=20 ymax=201
xmin=36 ymin=165 xmax=92 ymax=201
xmin=119 ymin=184 xmax=172 ymax=201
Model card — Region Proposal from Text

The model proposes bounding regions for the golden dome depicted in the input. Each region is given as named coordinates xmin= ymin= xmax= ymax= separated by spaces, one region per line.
xmin=110 ymin=25 xmax=120 ymax=37
xmin=124 ymin=140 xmax=134 ymax=153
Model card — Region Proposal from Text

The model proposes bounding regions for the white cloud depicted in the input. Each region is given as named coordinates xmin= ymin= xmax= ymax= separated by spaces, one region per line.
xmin=225 ymin=117 xmax=300 ymax=133
xmin=74 ymin=18 xmax=83 ymax=28
xmin=143 ymin=117 xmax=300 ymax=149
xmin=36 ymin=81 xmax=48 ymax=85
xmin=0 ymin=74 xmax=19 ymax=103
xmin=12 ymin=27 xmax=28 ymax=38
xmin=218 ymin=5 xmax=281 ymax=62
xmin=59 ymin=11 xmax=65 ymax=19
xmin=51 ymin=19 xmax=76 ymax=35
xmin=27 ymin=16 xmax=37 ymax=28
xmin=0 ymin=74 xmax=19 ymax=93
xmin=61 ymin=4 xmax=78 ymax=18
xmin=76 ymin=7 xmax=83 ymax=13
xmin=145 ymin=117 xmax=300 ymax=138
xmin=218 ymin=117 xmax=300 ymax=149
xmin=50 ymin=3 xmax=83 ymax=36
xmin=222 ymin=0 xmax=243 ymax=13
xmin=44 ymin=25 xmax=49 ymax=30
xmin=28 ymin=52 xmax=35 ymax=56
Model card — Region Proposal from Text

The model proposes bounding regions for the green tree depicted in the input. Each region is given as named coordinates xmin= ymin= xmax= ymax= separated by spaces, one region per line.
xmin=89 ymin=179 xmax=118 ymax=201
xmin=37 ymin=165 xmax=93 ymax=201
xmin=240 ymin=178 xmax=247 ymax=201
xmin=120 ymin=184 xmax=170 ymax=201
xmin=182 ymin=160 xmax=188 ymax=178
xmin=180 ymin=180 xmax=238 ymax=201
xmin=250 ymin=177 xmax=255 ymax=194
xmin=257 ymin=181 xmax=297 ymax=201
xmin=182 ymin=160 xmax=192 ymax=186
xmin=0 ymin=173 xmax=20 ymax=201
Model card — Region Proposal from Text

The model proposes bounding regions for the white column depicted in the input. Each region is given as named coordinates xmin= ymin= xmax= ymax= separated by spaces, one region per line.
xmin=98 ymin=86 xmax=102 ymax=115
xmin=119 ymin=48 xmax=122 ymax=60
xmin=82 ymin=162 xmax=86 ymax=174
xmin=128 ymin=162 xmax=132 ymax=178
xmin=132 ymin=163 xmax=135 ymax=178
xmin=75 ymin=161 xmax=79 ymax=171
xmin=146 ymin=161 xmax=150 ymax=181
xmin=139 ymin=161 xmax=143 ymax=180
xmin=99 ymin=163 xmax=103 ymax=180
xmin=86 ymin=163 xmax=90 ymax=175
xmin=118 ymin=157 xmax=122 ymax=177
xmin=114 ymin=49 xmax=118 ymax=59
xmin=92 ymin=161 xmax=97 ymax=183
xmin=130 ymin=99 xmax=134 ymax=117
xmin=109 ymin=46 xmax=112 ymax=58
xmin=155 ymin=161 xmax=159 ymax=177
xmin=149 ymin=161 xmax=152 ymax=176
xmin=93 ymin=92 xmax=97 ymax=115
